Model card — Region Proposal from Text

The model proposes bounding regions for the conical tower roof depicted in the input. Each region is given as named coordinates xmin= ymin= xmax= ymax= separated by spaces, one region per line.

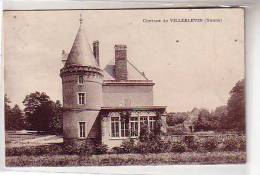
xmin=65 ymin=16 xmax=98 ymax=67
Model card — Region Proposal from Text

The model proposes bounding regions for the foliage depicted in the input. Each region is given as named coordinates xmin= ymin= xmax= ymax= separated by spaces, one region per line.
xmin=6 ymin=152 xmax=246 ymax=167
xmin=23 ymin=92 xmax=63 ymax=133
xmin=6 ymin=144 xmax=63 ymax=156
xmin=226 ymin=79 xmax=245 ymax=132
xmin=168 ymin=140 xmax=187 ymax=153
xmin=94 ymin=144 xmax=108 ymax=155
xmin=200 ymin=137 xmax=218 ymax=152
xmin=194 ymin=109 xmax=210 ymax=131
xmin=183 ymin=135 xmax=199 ymax=151
xmin=167 ymin=112 xmax=188 ymax=126
xmin=166 ymin=124 xmax=185 ymax=135
xmin=139 ymin=124 xmax=150 ymax=142
xmin=120 ymin=139 xmax=136 ymax=153
xmin=193 ymin=108 xmax=222 ymax=132
xmin=5 ymin=95 xmax=26 ymax=130
xmin=115 ymin=136 xmax=187 ymax=154
xmin=211 ymin=106 xmax=228 ymax=131
xmin=222 ymin=136 xmax=246 ymax=151
xmin=6 ymin=142 xmax=108 ymax=157
xmin=48 ymin=101 xmax=63 ymax=134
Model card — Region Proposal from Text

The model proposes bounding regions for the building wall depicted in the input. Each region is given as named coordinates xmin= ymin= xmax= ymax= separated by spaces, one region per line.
xmin=63 ymin=110 xmax=100 ymax=139
xmin=62 ymin=74 xmax=103 ymax=110
xmin=61 ymin=71 xmax=103 ymax=143
xmin=101 ymin=116 xmax=124 ymax=148
xmin=102 ymin=85 xmax=153 ymax=107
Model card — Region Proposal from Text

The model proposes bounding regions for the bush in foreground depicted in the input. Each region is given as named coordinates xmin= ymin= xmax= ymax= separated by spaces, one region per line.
xmin=5 ymin=152 xmax=246 ymax=166
xmin=222 ymin=136 xmax=246 ymax=151
xmin=6 ymin=144 xmax=63 ymax=156
xmin=200 ymin=137 xmax=218 ymax=152
xmin=6 ymin=143 xmax=108 ymax=156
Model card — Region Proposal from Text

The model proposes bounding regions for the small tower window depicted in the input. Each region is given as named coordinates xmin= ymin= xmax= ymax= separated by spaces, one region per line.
xmin=78 ymin=75 xmax=84 ymax=84
xmin=79 ymin=121 xmax=86 ymax=138
xmin=78 ymin=92 xmax=86 ymax=105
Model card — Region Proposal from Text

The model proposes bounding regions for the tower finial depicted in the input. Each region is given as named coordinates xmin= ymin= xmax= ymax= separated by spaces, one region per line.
xmin=79 ymin=14 xmax=83 ymax=24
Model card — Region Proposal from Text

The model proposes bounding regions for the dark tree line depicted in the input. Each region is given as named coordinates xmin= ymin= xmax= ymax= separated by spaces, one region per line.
xmin=167 ymin=79 xmax=245 ymax=133
xmin=5 ymin=95 xmax=26 ymax=130
xmin=5 ymin=92 xmax=63 ymax=134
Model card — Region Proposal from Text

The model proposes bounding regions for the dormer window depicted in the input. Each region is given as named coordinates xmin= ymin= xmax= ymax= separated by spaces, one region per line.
xmin=78 ymin=75 xmax=83 ymax=84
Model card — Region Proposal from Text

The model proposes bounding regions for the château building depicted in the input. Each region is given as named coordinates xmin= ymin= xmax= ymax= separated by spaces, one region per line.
xmin=60 ymin=17 xmax=167 ymax=148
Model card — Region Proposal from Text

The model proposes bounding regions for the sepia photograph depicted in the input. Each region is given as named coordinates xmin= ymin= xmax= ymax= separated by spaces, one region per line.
xmin=4 ymin=8 xmax=245 ymax=166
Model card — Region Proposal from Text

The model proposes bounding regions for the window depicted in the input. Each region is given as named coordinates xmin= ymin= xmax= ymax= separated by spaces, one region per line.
xmin=78 ymin=92 xmax=85 ymax=105
xmin=130 ymin=117 xmax=138 ymax=137
xmin=111 ymin=117 xmax=119 ymax=137
xmin=110 ymin=113 xmax=158 ymax=138
xmin=79 ymin=122 xmax=86 ymax=138
xmin=78 ymin=75 xmax=84 ymax=84
xmin=149 ymin=116 xmax=156 ymax=131
xmin=140 ymin=116 xmax=148 ymax=125
xmin=121 ymin=119 xmax=129 ymax=137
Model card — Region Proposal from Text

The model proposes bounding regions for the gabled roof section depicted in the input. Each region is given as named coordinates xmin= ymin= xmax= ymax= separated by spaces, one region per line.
xmin=65 ymin=18 xmax=98 ymax=67
xmin=103 ymin=59 xmax=149 ymax=80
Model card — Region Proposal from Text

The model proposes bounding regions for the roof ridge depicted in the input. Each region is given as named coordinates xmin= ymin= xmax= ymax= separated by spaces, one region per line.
xmin=127 ymin=59 xmax=149 ymax=80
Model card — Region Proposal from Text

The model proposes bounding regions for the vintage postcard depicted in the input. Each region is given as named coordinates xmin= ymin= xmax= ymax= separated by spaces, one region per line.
xmin=4 ymin=8 xmax=245 ymax=167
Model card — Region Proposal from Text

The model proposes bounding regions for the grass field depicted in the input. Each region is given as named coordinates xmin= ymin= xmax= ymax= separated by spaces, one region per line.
xmin=5 ymin=131 xmax=63 ymax=148
xmin=5 ymin=131 xmax=246 ymax=166
xmin=6 ymin=151 xmax=246 ymax=167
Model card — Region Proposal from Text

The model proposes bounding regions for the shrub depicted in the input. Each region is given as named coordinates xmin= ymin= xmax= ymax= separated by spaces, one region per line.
xmin=141 ymin=139 xmax=166 ymax=153
xmin=183 ymin=135 xmax=194 ymax=148
xmin=94 ymin=144 xmax=108 ymax=155
xmin=120 ymin=139 xmax=136 ymax=153
xmin=111 ymin=147 xmax=124 ymax=154
xmin=167 ymin=125 xmax=185 ymax=135
xmin=222 ymin=136 xmax=246 ymax=151
xmin=238 ymin=136 xmax=246 ymax=151
xmin=200 ymin=137 xmax=218 ymax=152
xmin=6 ymin=144 xmax=63 ymax=156
xmin=168 ymin=140 xmax=187 ymax=153
xmin=62 ymin=141 xmax=94 ymax=155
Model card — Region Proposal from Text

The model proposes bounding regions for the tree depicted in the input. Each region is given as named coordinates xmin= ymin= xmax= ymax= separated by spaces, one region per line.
xmin=5 ymin=94 xmax=13 ymax=130
xmin=226 ymin=79 xmax=245 ymax=132
xmin=49 ymin=100 xmax=63 ymax=134
xmin=212 ymin=105 xmax=228 ymax=131
xmin=10 ymin=105 xmax=25 ymax=130
xmin=194 ymin=109 xmax=211 ymax=131
xmin=166 ymin=112 xmax=188 ymax=126
xmin=5 ymin=95 xmax=25 ymax=130
xmin=23 ymin=92 xmax=55 ymax=132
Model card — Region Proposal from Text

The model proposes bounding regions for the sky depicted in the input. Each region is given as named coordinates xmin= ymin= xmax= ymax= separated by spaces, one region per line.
xmin=4 ymin=9 xmax=244 ymax=112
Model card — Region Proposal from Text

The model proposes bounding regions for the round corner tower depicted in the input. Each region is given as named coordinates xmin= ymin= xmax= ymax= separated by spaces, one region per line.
xmin=60 ymin=17 xmax=103 ymax=146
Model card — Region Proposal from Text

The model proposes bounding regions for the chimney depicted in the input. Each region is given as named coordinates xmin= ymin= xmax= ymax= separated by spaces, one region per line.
xmin=93 ymin=40 xmax=99 ymax=66
xmin=115 ymin=45 xmax=127 ymax=81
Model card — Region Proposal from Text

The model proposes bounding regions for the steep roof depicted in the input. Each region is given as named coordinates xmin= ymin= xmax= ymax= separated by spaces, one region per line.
xmin=103 ymin=59 xmax=149 ymax=80
xmin=65 ymin=18 xmax=98 ymax=67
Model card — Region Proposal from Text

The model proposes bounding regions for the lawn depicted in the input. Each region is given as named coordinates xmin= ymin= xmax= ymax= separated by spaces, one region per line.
xmin=5 ymin=131 xmax=63 ymax=148
xmin=6 ymin=151 xmax=246 ymax=167
xmin=5 ymin=131 xmax=246 ymax=166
